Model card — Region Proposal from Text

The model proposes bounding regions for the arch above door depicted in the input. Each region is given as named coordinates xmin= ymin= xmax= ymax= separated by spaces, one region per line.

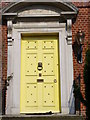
xmin=2 ymin=1 xmax=77 ymax=114
xmin=2 ymin=1 xmax=78 ymax=19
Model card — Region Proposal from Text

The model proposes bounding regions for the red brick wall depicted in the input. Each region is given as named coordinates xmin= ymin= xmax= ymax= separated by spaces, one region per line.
xmin=0 ymin=2 xmax=10 ymax=9
xmin=88 ymin=3 xmax=90 ymax=47
xmin=2 ymin=24 xmax=7 ymax=81
xmin=72 ymin=2 xmax=90 ymax=118
xmin=0 ymin=1 xmax=2 ymax=114
xmin=2 ymin=23 xmax=7 ymax=114
xmin=0 ymin=1 xmax=8 ymax=114
xmin=0 ymin=23 xmax=2 ymax=114
xmin=0 ymin=23 xmax=7 ymax=114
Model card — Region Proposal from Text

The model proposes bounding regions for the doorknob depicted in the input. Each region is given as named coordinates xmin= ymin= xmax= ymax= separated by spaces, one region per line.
xmin=54 ymin=79 xmax=57 ymax=83
xmin=37 ymin=62 xmax=43 ymax=71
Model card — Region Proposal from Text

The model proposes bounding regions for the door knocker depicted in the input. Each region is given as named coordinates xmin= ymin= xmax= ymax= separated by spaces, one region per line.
xmin=37 ymin=62 xmax=43 ymax=71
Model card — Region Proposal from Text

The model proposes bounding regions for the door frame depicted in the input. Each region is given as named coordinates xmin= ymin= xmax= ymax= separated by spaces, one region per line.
xmin=6 ymin=24 xmax=74 ymax=114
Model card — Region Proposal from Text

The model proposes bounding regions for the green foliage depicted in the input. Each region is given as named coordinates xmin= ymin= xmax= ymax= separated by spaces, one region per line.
xmin=73 ymin=49 xmax=90 ymax=118
xmin=84 ymin=49 xmax=90 ymax=119
xmin=84 ymin=50 xmax=90 ymax=85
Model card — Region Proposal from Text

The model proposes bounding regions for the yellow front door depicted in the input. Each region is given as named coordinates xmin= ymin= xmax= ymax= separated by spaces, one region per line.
xmin=20 ymin=35 xmax=60 ymax=113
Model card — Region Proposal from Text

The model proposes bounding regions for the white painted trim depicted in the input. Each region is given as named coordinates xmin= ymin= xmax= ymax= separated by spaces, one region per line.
xmin=67 ymin=19 xmax=72 ymax=44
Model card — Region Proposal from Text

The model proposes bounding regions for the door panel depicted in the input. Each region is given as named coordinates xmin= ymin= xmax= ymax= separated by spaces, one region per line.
xmin=26 ymin=41 xmax=37 ymax=49
xmin=20 ymin=36 xmax=60 ymax=113
xmin=26 ymin=83 xmax=38 ymax=107
xmin=43 ymin=83 xmax=55 ymax=107
xmin=43 ymin=41 xmax=54 ymax=49
xmin=43 ymin=53 xmax=54 ymax=76
xmin=25 ymin=53 xmax=37 ymax=76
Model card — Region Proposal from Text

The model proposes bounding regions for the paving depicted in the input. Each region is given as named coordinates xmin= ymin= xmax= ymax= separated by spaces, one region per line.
xmin=0 ymin=114 xmax=84 ymax=120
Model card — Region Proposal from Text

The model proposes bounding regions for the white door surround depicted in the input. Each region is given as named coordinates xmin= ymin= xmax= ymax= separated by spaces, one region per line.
xmin=2 ymin=1 xmax=78 ymax=115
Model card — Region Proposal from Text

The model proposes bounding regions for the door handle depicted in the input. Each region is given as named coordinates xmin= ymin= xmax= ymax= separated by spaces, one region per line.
xmin=54 ymin=79 xmax=57 ymax=83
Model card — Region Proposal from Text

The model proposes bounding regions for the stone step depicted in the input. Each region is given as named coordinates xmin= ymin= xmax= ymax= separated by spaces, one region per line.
xmin=0 ymin=114 xmax=84 ymax=120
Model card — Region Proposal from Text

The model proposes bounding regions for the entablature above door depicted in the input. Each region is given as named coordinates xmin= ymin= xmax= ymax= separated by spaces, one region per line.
xmin=2 ymin=1 xmax=78 ymax=45
xmin=2 ymin=1 xmax=78 ymax=20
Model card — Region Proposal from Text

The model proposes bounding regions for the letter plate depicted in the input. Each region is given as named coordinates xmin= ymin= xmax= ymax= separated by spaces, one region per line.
xmin=37 ymin=79 xmax=44 ymax=82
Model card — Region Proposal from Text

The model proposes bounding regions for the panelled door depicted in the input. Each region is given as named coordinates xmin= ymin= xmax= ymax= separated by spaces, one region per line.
xmin=20 ymin=35 xmax=60 ymax=113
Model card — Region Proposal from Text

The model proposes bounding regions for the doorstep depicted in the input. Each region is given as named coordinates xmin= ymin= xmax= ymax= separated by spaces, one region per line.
xmin=0 ymin=114 xmax=84 ymax=120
